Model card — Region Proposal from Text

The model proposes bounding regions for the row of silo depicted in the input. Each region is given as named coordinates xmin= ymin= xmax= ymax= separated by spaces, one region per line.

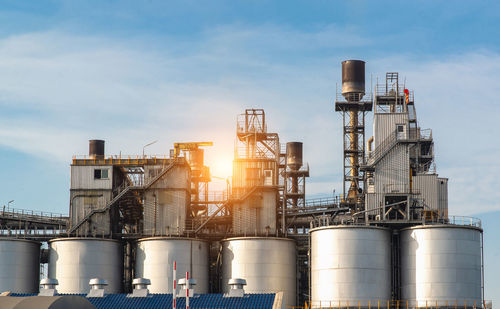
xmin=310 ymin=225 xmax=482 ymax=308
xmin=0 ymin=236 xmax=296 ymax=308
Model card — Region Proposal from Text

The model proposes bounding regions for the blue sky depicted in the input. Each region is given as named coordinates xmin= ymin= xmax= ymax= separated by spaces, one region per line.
xmin=0 ymin=0 xmax=498 ymax=302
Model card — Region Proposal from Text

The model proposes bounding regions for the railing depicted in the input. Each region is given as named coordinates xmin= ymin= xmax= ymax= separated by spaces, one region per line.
xmin=420 ymin=129 xmax=432 ymax=140
xmin=72 ymin=154 xmax=172 ymax=165
xmin=375 ymin=82 xmax=414 ymax=101
xmin=366 ymin=130 xmax=398 ymax=166
xmin=305 ymin=196 xmax=341 ymax=208
xmin=196 ymin=191 xmax=229 ymax=203
xmin=0 ymin=207 xmax=67 ymax=223
xmin=0 ymin=226 xmax=64 ymax=237
xmin=296 ymin=299 xmax=491 ymax=309
xmin=444 ymin=215 xmax=482 ymax=228
xmin=334 ymin=86 xmax=373 ymax=102
xmin=236 ymin=119 xmax=267 ymax=134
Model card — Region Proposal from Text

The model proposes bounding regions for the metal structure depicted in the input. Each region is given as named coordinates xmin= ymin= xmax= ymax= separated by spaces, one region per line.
xmin=0 ymin=60 xmax=490 ymax=308
xmin=310 ymin=226 xmax=391 ymax=307
xmin=48 ymin=238 xmax=123 ymax=293
xmin=362 ymin=72 xmax=442 ymax=222
xmin=69 ymin=140 xmax=191 ymax=237
xmin=135 ymin=237 xmax=209 ymax=293
xmin=400 ymin=225 xmax=482 ymax=307
xmin=0 ymin=239 xmax=40 ymax=293
xmin=283 ymin=142 xmax=309 ymax=234
xmin=232 ymin=109 xmax=282 ymax=236
xmin=221 ymin=237 xmax=296 ymax=308
xmin=172 ymin=142 xmax=213 ymax=231
xmin=335 ymin=60 xmax=372 ymax=210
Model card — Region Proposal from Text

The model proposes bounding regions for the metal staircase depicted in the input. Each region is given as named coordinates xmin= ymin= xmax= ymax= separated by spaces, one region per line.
xmin=194 ymin=186 xmax=260 ymax=234
xmin=365 ymin=130 xmax=398 ymax=167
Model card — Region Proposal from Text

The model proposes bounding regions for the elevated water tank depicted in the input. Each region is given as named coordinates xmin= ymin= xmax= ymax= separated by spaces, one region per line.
xmin=286 ymin=142 xmax=303 ymax=170
xmin=400 ymin=225 xmax=482 ymax=307
xmin=88 ymin=140 xmax=105 ymax=159
xmin=310 ymin=226 xmax=391 ymax=307
xmin=135 ymin=237 xmax=209 ymax=293
xmin=0 ymin=239 xmax=40 ymax=293
xmin=341 ymin=60 xmax=365 ymax=99
xmin=48 ymin=238 xmax=122 ymax=293
xmin=221 ymin=237 xmax=296 ymax=308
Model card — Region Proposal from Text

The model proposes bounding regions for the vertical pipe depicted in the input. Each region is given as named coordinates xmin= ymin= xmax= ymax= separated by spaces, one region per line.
xmin=173 ymin=261 xmax=176 ymax=309
xmin=348 ymin=111 xmax=359 ymax=201
xmin=481 ymin=232 xmax=485 ymax=303
xmin=342 ymin=112 xmax=346 ymax=200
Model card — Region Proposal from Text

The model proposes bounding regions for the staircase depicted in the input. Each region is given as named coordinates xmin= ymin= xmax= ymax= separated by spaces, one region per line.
xmin=68 ymin=159 xmax=181 ymax=235
xmin=365 ymin=130 xmax=398 ymax=167
xmin=194 ymin=186 xmax=259 ymax=234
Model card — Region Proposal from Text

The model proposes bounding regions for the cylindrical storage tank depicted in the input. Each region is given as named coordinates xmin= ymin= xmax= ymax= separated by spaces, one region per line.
xmin=0 ymin=239 xmax=40 ymax=293
xmin=48 ymin=238 xmax=122 ymax=293
xmin=400 ymin=225 xmax=482 ymax=307
xmin=135 ymin=237 xmax=209 ymax=293
xmin=286 ymin=142 xmax=303 ymax=170
xmin=88 ymin=139 xmax=105 ymax=159
xmin=310 ymin=226 xmax=391 ymax=308
xmin=341 ymin=60 xmax=365 ymax=97
xmin=222 ymin=237 xmax=296 ymax=308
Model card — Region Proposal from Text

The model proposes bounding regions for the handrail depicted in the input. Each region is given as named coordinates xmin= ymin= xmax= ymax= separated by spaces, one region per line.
xmin=300 ymin=299 xmax=491 ymax=309
xmin=0 ymin=207 xmax=66 ymax=220
xmin=366 ymin=130 xmax=398 ymax=166
xmin=305 ymin=196 xmax=341 ymax=208
xmin=72 ymin=154 xmax=173 ymax=165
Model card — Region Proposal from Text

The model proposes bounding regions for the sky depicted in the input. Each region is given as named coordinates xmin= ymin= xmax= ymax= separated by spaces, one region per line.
xmin=0 ymin=0 xmax=498 ymax=302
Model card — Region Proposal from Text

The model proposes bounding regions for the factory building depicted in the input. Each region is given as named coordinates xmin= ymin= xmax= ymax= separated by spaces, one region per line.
xmin=0 ymin=60 xmax=489 ymax=309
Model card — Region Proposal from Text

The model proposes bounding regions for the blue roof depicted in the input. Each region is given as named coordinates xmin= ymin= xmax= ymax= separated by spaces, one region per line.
xmin=11 ymin=293 xmax=276 ymax=309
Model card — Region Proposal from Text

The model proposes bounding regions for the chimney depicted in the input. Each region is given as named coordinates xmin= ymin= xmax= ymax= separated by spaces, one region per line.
xmin=87 ymin=278 xmax=107 ymax=297
xmin=129 ymin=278 xmax=151 ymax=298
xmin=224 ymin=278 xmax=247 ymax=298
xmin=38 ymin=278 xmax=58 ymax=296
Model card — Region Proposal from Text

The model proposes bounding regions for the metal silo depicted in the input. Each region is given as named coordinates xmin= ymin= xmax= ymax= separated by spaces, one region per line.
xmin=310 ymin=226 xmax=391 ymax=307
xmin=400 ymin=225 xmax=482 ymax=307
xmin=221 ymin=237 xmax=296 ymax=308
xmin=0 ymin=239 xmax=40 ymax=293
xmin=48 ymin=238 xmax=123 ymax=293
xmin=135 ymin=237 xmax=209 ymax=293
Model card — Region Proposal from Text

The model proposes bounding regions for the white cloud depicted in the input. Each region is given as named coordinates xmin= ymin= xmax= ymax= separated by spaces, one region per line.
xmin=0 ymin=27 xmax=498 ymax=215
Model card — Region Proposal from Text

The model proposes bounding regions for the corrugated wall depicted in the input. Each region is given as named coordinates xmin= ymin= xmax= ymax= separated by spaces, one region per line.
xmin=437 ymin=177 xmax=448 ymax=216
xmin=70 ymin=165 xmax=113 ymax=190
xmin=232 ymin=189 xmax=278 ymax=236
xmin=413 ymin=174 xmax=438 ymax=211
xmin=143 ymin=164 xmax=190 ymax=235
xmin=373 ymin=113 xmax=409 ymax=148
xmin=370 ymin=144 xmax=410 ymax=219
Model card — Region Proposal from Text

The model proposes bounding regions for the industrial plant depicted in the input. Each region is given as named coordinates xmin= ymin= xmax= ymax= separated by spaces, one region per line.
xmin=0 ymin=60 xmax=488 ymax=309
